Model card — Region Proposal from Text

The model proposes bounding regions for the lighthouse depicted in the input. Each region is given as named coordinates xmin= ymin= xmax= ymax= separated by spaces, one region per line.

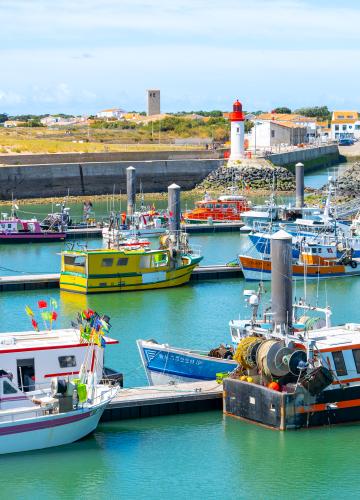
xmin=229 ymin=99 xmax=245 ymax=160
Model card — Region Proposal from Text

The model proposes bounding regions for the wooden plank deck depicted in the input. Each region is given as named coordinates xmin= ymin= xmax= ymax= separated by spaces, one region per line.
xmin=102 ymin=380 xmax=223 ymax=421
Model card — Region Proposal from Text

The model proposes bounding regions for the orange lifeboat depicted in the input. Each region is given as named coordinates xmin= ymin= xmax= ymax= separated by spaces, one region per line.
xmin=183 ymin=195 xmax=250 ymax=224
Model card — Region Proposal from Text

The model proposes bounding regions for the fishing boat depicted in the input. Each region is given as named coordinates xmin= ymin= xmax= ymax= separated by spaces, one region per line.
xmin=60 ymin=233 xmax=202 ymax=294
xmin=137 ymin=290 xmax=331 ymax=385
xmin=0 ymin=217 xmax=66 ymax=243
xmin=224 ymin=230 xmax=360 ymax=429
xmin=183 ymin=194 xmax=250 ymax=224
xmin=239 ymin=240 xmax=360 ymax=281
xmin=102 ymin=210 xmax=167 ymax=240
xmin=0 ymin=307 xmax=120 ymax=453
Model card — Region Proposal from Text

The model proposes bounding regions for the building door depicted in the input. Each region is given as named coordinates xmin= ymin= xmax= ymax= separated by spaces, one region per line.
xmin=17 ymin=358 xmax=35 ymax=392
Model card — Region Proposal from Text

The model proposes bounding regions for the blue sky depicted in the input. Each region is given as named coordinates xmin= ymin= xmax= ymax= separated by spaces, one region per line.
xmin=1 ymin=0 xmax=360 ymax=114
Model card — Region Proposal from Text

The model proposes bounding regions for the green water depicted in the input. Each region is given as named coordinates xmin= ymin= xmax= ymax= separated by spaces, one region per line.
xmin=2 ymin=167 xmax=360 ymax=498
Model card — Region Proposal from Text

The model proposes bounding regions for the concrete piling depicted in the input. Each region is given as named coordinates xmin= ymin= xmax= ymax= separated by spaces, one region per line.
xmin=168 ymin=183 xmax=181 ymax=233
xmin=295 ymin=162 xmax=304 ymax=208
xmin=271 ymin=230 xmax=293 ymax=333
xmin=126 ymin=166 xmax=136 ymax=215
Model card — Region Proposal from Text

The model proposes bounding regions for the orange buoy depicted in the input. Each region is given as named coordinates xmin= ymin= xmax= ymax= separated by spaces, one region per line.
xmin=268 ymin=381 xmax=280 ymax=391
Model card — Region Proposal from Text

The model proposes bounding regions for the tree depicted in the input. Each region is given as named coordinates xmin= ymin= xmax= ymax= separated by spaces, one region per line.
xmin=272 ymin=107 xmax=291 ymax=114
xmin=294 ymin=106 xmax=331 ymax=119
xmin=245 ymin=121 xmax=254 ymax=133
xmin=0 ymin=113 xmax=8 ymax=123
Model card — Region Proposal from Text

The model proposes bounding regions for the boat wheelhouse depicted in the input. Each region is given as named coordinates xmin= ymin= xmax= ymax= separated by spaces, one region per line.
xmin=183 ymin=195 xmax=250 ymax=224
xmin=0 ymin=327 xmax=118 ymax=393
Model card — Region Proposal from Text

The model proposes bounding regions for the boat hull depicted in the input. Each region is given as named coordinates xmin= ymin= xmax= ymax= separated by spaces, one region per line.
xmin=60 ymin=260 xmax=201 ymax=294
xmin=0 ymin=232 xmax=66 ymax=243
xmin=224 ymin=379 xmax=360 ymax=430
xmin=239 ymin=255 xmax=360 ymax=281
xmin=0 ymin=401 xmax=108 ymax=454
xmin=137 ymin=340 xmax=237 ymax=385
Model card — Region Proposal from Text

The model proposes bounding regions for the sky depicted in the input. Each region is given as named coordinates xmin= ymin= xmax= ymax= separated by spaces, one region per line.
xmin=1 ymin=0 xmax=360 ymax=115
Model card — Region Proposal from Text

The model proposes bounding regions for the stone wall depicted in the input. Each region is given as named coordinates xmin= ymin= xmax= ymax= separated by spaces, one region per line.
xmin=0 ymin=159 xmax=222 ymax=199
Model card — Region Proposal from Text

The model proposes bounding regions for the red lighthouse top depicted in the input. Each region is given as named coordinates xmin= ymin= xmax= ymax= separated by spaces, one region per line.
xmin=229 ymin=99 xmax=244 ymax=122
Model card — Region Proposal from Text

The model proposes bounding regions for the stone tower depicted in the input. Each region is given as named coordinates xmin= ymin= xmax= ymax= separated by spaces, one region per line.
xmin=147 ymin=89 xmax=160 ymax=116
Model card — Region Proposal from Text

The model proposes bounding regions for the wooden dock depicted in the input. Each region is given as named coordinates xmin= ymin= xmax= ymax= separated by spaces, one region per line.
xmin=0 ymin=265 xmax=243 ymax=292
xmin=102 ymin=381 xmax=223 ymax=421
xmin=64 ymin=222 xmax=244 ymax=239
xmin=66 ymin=227 xmax=103 ymax=238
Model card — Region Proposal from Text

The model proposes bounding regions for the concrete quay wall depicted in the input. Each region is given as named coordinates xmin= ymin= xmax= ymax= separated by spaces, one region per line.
xmin=268 ymin=144 xmax=339 ymax=171
xmin=0 ymin=158 xmax=222 ymax=199
xmin=0 ymin=149 xmax=221 ymax=166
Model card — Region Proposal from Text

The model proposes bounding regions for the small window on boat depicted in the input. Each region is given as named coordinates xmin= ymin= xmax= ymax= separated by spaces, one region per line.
xmin=352 ymin=349 xmax=360 ymax=373
xmin=332 ymin=351 xmax=348 ymax=376
xmin=117 ymin=258 xmax=128 ymax=266
xmin=222 ymin=204 xmax=228 ymax=208
xmin=205 ymin=204 xmax=213 ymax=209
xmin=318 ymin=248 xmax=322 ymax=254
xmin=58 ymin=356 xmax=76 ymax=368
xmin=64 ymin=255 xmax=86 ymax=267
xmin=7 ymin=224 xmax=11 ymax=229
xmin=216 ymin=204 xmax=221 ymax=208
xmin=101 ymin=258 xmax=114 ymax=267
xmin=3 ymin=380 xmax=17 ymax=394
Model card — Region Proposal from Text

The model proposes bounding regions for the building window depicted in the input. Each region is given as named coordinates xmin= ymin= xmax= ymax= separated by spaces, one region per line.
xmin=236 ymin=127 xmax=240 ymax=133
xmin=342 ymin=125 xmax=347 ymax=131
xmin=117 ymin=258 xmax=128 ymax=266
xmin=332 ymin=351 xmax=348 ymax=376
xmin=101 ymin=258 xmax=114 ymax=267
xmin=271 ymin=130 xmax=275 ymax=138
xmin=335 ymin=125 xmax=339 ymax=131
xmin=349 ymin=125 xmax=353 ymax=129
xmin=355 ymin=125 xmax=360 ymax=130
xmin=352 ymin=349 xmax=360 ymax=373
xmin=58 ymin=356 xmax=76 ymax=368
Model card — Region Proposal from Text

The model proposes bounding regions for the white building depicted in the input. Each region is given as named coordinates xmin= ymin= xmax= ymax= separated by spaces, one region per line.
xmin=248 ymin=120 xmax=307 ymax=150
xmin=330 ymin=110 xmax=360 ymax=140
xmin=96 ymin=108 xmax=126 ymax=120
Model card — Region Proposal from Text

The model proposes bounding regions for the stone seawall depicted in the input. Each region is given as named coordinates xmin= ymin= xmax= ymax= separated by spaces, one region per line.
xmin=268 ymin=144 xmax=339 ymax=170
xmin=0 ymin=159 xmax=222 ymax=199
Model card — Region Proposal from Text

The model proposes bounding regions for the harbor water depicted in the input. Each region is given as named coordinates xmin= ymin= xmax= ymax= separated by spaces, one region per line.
xmin=2 ymin=163 xmax=360 ymax=499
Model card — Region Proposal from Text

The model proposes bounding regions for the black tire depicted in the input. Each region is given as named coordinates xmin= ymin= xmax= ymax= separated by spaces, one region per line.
xmin=350 ymin=260 xmax=358 ymax=269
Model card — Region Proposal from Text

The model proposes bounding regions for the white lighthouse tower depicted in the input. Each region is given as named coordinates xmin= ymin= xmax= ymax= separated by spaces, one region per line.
xmin=229 ymin=99 xmax=245 ymax=160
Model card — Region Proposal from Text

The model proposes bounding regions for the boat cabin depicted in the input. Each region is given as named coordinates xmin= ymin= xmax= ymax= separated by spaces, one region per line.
xmin=0 ymin=219 xmax=42 ymax=234
xmin=300 ymin=243 xmax=337 ymax=265
xmin=0 ymin=328 xmax=118 ymax=392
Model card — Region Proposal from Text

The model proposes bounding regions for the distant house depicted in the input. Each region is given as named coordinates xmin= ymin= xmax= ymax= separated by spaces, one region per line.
xmin=254 ymin=113 xmax=317 ymax=142
xmin=248 ymin=120 xmax=307 ymax=149
xmin=96 ymin=108 xmax=126 ymax=120
xmin=40 ymin=116 xmax=86 ymax=127
xmin=331 ymin=110 xmax=360 ymax=140
xmin=3 ymin=120 xmax=27 ymax=128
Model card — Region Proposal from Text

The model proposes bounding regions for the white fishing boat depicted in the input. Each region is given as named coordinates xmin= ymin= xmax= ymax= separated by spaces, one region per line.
xmin=0 ymin=308 xmax=120 ymax=453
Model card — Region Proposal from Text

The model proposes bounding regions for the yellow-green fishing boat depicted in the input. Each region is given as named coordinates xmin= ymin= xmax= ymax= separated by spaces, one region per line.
xmin=60 ymin=244 xmax=202 ymax=294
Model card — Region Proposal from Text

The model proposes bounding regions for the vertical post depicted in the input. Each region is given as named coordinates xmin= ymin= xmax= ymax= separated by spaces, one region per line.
xmin=168 ymin=183 xmax=181 ymax=233
xmin=295 ymin=162 xmax=304 ymax=208
xmin=126 ymin=166 xmax=136 ymax=216
xmin=271 ymin=230 xmax=293 ymax=333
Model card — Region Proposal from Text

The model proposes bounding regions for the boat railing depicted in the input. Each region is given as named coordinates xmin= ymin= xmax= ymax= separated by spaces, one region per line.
xmin=188 ymin=244 xmax=202 ymax=257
